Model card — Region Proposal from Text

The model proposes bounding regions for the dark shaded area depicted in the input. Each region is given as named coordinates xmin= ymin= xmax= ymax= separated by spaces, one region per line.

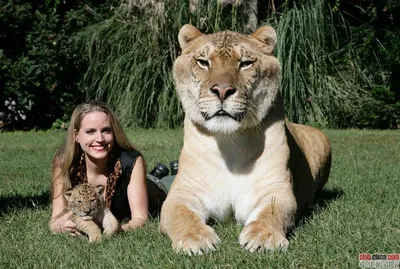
xmin=314 ymin=187 xmax=344 ymax=208
xmin=0 ymin=191 xmax=51 ymax=217
xmin=286 ymin=187 xmax=344 ymax=239
xmin=0 ymin=0 xmax=119 ymax=130
xmin=285 ymin=121 xmax=333 ymax=220
xmin=286 ymin=128 xmax=318 ymax=220
xmin=295 ymin=187 xmax=344 ymax=227
xmin=284 ymin=120 xmax=340 ymax=236
xmin=328 ymin=0 xmax=400 ymax=129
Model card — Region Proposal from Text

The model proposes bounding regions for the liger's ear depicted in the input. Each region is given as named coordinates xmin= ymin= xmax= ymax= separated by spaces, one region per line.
xmin=64 ymin=189 xmax=73 ymax=202
xmin=178 ymin=24 xmax=203 ymax=50
xmin=251 ymin=25 xmax=277 ymax=55
xmin=95 ymin=185 xmax=105 ymax=196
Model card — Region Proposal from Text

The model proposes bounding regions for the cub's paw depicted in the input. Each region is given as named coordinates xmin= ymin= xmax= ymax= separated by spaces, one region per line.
xmin=102 ymin=209 xmax=119 ymax=237
xmin=239 ymin=221 xmax=289 ymax=252
xmin=88 ymin=234 xmax=102 ymax=244
xmin=172 ymin=225 xmax=220 ymax=256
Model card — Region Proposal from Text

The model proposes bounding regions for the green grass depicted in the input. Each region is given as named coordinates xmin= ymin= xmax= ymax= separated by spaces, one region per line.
xmin=0 ymin=129 xmax=399 ymax=268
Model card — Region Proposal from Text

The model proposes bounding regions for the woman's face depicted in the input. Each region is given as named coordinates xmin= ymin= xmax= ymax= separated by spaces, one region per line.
xmin=75 ymin=111 xmax=114 ymax=161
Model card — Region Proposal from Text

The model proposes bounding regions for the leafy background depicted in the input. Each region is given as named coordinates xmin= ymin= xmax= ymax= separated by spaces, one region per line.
xmin=0 ymin=0 xmax=399 ymax=130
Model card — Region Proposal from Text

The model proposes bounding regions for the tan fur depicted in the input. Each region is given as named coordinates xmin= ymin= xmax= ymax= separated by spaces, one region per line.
xmin=160 ymin=24 xmax=331 ymax=255
xmin=64 ymin=183 xmax=119 ymax=243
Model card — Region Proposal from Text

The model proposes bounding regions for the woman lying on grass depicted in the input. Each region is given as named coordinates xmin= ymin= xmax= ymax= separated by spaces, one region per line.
xmin=49 ymin=100 xmax=170 ymax=235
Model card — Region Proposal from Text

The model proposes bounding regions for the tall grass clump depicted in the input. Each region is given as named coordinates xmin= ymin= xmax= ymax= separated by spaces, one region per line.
xmin=266 ymin=0 xmax=376 ymax=126
xmin=76 ymin=0 xmax=245 ymax=128
xmin=77 ymin=0 xmax=380 ymax=128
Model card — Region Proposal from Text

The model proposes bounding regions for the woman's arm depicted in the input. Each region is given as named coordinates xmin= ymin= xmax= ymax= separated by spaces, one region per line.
xmin=49 ymin=166 xmax=76 ymax=234
xmin=120 ymin=156 xmax=149 ymax=231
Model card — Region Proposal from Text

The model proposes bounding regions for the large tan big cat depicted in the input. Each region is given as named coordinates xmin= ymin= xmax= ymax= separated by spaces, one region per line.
xmin=160 ymin=24 xmax=332 ymax=255
xmin=64 ymin=183 xmax=119 ymax=243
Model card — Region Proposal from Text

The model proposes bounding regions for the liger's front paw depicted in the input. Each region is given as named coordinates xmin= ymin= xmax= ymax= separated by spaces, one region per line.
xmin=239 ymin=221 xmax=289 ymax=252
xmin=172 ymin=224 xmax=220 ymax=256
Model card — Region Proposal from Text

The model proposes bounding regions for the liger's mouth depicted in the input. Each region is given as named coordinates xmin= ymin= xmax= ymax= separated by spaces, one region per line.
xmin=80 ymin=215 xmax=93 ymax=221
xmin=201 ymin=110 xmax=245 ymax=122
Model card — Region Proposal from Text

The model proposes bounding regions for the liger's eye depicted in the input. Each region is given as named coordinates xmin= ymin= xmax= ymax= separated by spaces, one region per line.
xmin=239 ymin=60 xmax=255 ymax=70
xmin=196 ymin=59 xmax=210 ymax=69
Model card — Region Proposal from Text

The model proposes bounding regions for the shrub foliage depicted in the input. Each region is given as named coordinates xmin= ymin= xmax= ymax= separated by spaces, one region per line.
xmin=77 ymin=0 xmax=247 ymax=128
xmin=0 ymin=0 xmax=118 ymax=129
xmin=0 ymin=0 xmax=399 ymax=129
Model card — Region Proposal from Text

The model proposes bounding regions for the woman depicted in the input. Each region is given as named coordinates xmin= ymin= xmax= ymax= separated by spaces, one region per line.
xmin=49 ymin=100 xmax=168 ymax=235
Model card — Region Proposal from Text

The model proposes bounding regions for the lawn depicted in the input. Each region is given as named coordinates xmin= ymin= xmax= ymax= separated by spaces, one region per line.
xmin=0 ymin=128 xmax=399 ymax=268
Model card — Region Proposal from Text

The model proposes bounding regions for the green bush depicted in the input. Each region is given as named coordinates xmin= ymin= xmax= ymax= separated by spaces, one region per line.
xmin=79 ymin=0 xmax=399 ymax=129
xmin=0 ymin=0 xmax=118 ymax=130
xmin=327 ymin=0 xmax=400 ymax=128
xmin=77 ymin=0 xmax=247 ymax=128
xmin=265 ymin=1 xmax=369 ymax=126
xmin=1 ymin=0 xmax=399 ymax=130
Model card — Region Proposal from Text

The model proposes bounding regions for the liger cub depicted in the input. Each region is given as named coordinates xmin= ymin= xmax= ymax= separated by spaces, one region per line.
xmin=159 ymin=24 xmax=332 ymax=255
xmin=64 ymin=183 xmax=119 ymax=243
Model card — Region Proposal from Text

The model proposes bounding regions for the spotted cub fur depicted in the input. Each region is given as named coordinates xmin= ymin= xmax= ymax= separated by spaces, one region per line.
xmin=64 ymin=183 xmax=119 ymax=243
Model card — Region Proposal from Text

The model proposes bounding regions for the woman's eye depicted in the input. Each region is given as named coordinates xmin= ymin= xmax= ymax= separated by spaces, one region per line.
xmin=196 ymin=59 xmax=210 ymax=69
xmin=86 ymin=130 xmax=95 ymax=134
xmin=239 ymin=60 xmax=255 ymax=70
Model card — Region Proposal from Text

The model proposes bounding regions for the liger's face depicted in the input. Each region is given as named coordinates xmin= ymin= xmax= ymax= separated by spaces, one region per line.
xmin=75 ymin=111 xmax=114 ymax=161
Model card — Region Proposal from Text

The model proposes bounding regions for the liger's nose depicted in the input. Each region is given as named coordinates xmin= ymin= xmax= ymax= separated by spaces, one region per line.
xmin=210 ymin=85 xmax=236 ymax=100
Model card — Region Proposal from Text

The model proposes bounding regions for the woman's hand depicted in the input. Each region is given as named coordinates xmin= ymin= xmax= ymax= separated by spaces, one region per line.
xmin=120 ymin=218 xmax=147 ymax=232
xmin=50 ymin=166 xmax=82 ymax=236
xmin=49 ymin=211 xmax=80 ymax=235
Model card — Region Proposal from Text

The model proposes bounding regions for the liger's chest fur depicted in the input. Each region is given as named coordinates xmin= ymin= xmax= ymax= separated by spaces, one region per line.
xmin=176 ymin=119 xmax=290 ymax=225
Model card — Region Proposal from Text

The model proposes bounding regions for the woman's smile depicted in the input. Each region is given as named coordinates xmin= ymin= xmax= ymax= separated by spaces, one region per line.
xmin=91 ymin=145 xmax=107 ymax=152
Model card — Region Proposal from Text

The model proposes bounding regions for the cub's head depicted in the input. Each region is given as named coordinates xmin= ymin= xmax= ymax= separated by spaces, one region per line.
xmin=64 ymin=183 xmax=104 ymax=220
xmin=173 ymin=24 xmax=281 ymax=134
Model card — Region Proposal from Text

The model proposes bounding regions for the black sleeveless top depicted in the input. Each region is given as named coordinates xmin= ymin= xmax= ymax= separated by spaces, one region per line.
xmin=111 ymin=151 xmax=167 ymax=221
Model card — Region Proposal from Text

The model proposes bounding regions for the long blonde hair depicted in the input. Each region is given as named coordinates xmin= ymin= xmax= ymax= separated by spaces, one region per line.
xmin=51 ymin=100 xmax=138 ymax=196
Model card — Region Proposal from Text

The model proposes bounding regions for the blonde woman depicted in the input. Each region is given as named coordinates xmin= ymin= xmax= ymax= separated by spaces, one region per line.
xmin=49 ymin=100 xmax=169 ymax=235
